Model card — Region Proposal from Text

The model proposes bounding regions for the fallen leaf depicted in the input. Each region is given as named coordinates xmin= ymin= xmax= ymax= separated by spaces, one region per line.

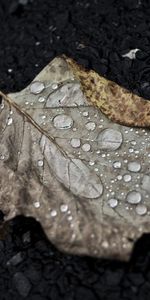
xmin=65 ymin=55 xmax=150 ymax=127
xmin=0 ymin=56 xmax=150 ymax=261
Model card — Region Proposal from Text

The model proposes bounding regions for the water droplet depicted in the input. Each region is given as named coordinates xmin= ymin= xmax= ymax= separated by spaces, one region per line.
xmin=0 ymin=155 xmax=5 ymax=160
xmin=68 ymin=215 xmax=73 ymax=221
xmin=70 ymin=138 xmax=81 ymax=148
xmin=141 ymin=175 xmax=150 ymax=193
xmin=50 ymin=210 xmax=57 ymax=217
xmin=0 ymin=102 xmax=4 ymax=110
xmin=113 ymin=161 xmax=121 ymax=169
xmin=34 ymin=201 xmax=40 ymax=208
xmin=108 ymin=198 xmax=118 ymax=208
xmin=98 ymin=128 xmax=123 ymax=151
xmin=117 ymin=175 xmax=122 ymax=181
xmin=51 ymin=83 xmax=58 ymax=90
xmin=126 ymin=191 xmax=142 ymax=204
xmin=131 ymin=140 xmax=136 ymax=146
xmin=82 ymin=143 xmax=91 ymax=152
xmin=53 ymin=114 xmax=73 ymax=129
xmin=38 ymin=96 xmax=45 ymax=103
xmin=82 ymin=111 xmax=89 ymax=117
xmin=37 ymin=160 xmax=43 ymax=167
xmin=85 ymin=122 xmax=96 ymax=131
xmin=30 ymin=81 xmax=45 ymax=94
xmin=7 ymin=117 xmax=13 ymax=126
xmin=89 ymin=161 xmax=95 ymax=166
xmin=60 ymin=204 xmax=68 ymax=212
xmin=101 ymin=241 xmax=109 ymax=248
xmin=128 ymin=161 xmax=141 ymax=172
xmin=129 ymin=148 xmax=134 ymax=153
xmin=136 ymin=204 xmax=147 ymax=216
xmin=123 ymin=174 xmax=132 ymax=182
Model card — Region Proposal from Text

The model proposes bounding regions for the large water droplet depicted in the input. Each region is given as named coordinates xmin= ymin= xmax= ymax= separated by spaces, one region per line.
xmin=108 ymin=198 xmax=118 ymax=208
xmin=127 ymin=161 xmax=141 ymax=172
xmin=30 ymin=81 xmax=45 ymax=94
xmin=135 ymin=204 xmax=147 ymax=216
xmin=70 ymin=138 xmax=81 ymax=148
xmin=141 ymin=175 xmax=150 ymax=193
xmin=85 ymin=122 xmax=96 ymax=131
xmin=53 ymin=114 xmax=73 ymax=129
xmin=126 ymin=191 xmax=142 ymax=204
xmin=98 ymin=128 xmax=123 ymax=151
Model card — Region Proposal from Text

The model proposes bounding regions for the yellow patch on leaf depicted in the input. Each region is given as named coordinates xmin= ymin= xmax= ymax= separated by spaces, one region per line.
xmin=65 ymin=56 xmax=150 ymax=127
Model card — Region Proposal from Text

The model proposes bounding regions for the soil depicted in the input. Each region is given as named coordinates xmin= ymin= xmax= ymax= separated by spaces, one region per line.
xmin=1 ymin=0 xmax=150 ymax=299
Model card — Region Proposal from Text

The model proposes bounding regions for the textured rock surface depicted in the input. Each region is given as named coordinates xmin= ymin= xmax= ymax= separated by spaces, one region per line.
xmin=1 ymin=57 xmax=150 ymax=261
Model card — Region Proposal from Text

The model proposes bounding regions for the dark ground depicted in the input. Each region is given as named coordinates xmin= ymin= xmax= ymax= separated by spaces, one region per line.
xmin=1 ymin=0 xmax=150 ymax=299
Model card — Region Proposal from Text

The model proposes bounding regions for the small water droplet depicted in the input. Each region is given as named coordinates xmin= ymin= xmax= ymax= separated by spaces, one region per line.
xmin=0 ymin=102 xmax=4 ymax=110
xmin=123 ymin=174 xmax=132 ymax=182
xmin=51 ymin=83 xmax=58 ymax=90
xmin=68 ymin=215 xmax=73 ymax=221
xmin=34 ymin=201 xmax=40 ymax=208
xmin=101 ymin=241 xmax=109 ymax=248
xmin=60 ymin=204 xmax=68 ymax=212
xmin=0 ymin=155 xmax=5 ymax=160
xmin=128 ymin=161 xmax=141 ymax=172
xmin=126 ymin=191 xmax=142 ymax=204
xmin=82 ymin=111 xmax=89 ymax=117
xmin=131 ymin=140 xmax=136 ymax=146
xmin=30 ymin=81 xmax=45 ymax=94
xmin=117 ymin=175 xmax=122 ymax=181
xmin=37 ymin=160 xmax=43 ymax=167
xmin=129 ymin=148 xmax=134 ymax=153
xmin=113 ymin=161 xmax=121 ymax=169
xmin=7 ymin=117 xmax=13 ymax=126
xmin=82 ymin=143 xmax=91 ymax=152
xmin=53 ymin=114 xmax=73 ymax=129
xmin=70 ymin=138 xmax=81 ymax=148
xmin=85 ymin=122 xmax=96 ymax=131
xmin=136 ymin=204 xmax=147 ymax=216
xmin=108 ymin=198 xmax=118 ymax=208
xmin=89 ymin=161 xmax=95 ymax=166
xmin=38 ymin=96 xmax=45 ymax=103
xmin=50 ymin=210 xmax=57 ymax=217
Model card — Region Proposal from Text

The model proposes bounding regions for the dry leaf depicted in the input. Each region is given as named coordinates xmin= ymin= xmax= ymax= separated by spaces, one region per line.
xmin=65 ymin=56 xmax=150 ymax=127
xmin=0 ymin=56 xmax=150 ymax=261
